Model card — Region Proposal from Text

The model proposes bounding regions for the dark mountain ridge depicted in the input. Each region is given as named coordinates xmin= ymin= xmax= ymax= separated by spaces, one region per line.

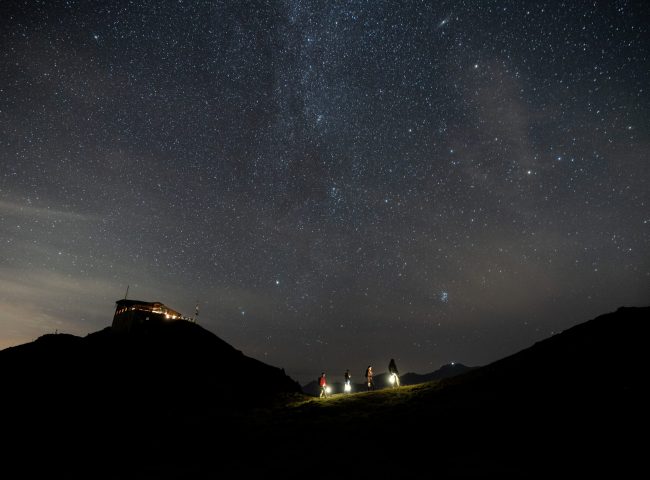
xmin=435 ymin=305 xmax=648 ymax=403
xmin=2 ymin=306 xmax=648 ymax=478
xmin=2 ymin=318 xmax=301 ymax=415
xmin=399 ymin=362 xmax=475 ymax=384
xmin=265 ymin=306 xmax=650 ymax=478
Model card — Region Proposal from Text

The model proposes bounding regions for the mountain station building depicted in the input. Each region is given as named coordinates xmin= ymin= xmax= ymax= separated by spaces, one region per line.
xmin=112 ymin=299 xmax=185 ymax=333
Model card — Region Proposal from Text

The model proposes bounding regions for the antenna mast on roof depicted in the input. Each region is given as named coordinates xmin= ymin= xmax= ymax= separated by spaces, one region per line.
xmin=124 ymin=285 xmax=129 ymax=300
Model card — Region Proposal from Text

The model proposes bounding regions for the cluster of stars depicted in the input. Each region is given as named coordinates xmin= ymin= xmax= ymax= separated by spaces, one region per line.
xmin=0 ymin=1 xmax=647 ymax=382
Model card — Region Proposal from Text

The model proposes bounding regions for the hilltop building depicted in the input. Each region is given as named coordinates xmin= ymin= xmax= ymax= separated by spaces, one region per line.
xmin=112 ymin=299 xmax=187 ymax=333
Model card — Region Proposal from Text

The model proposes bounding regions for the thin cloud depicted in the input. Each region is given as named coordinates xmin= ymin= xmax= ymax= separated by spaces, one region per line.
xmin=0 ymin=268 xmax=118 ymax=349
xmin=0 ymin=200 xmax=96 ymax=222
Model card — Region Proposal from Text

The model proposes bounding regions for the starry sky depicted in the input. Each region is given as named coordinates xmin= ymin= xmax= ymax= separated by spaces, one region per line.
xmin=1 ymin=0 xmax=648 ymax=383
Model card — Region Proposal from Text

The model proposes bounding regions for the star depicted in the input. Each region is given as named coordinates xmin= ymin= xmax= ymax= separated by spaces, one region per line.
xmin=0 ymin=0 xmax=645 ymax=386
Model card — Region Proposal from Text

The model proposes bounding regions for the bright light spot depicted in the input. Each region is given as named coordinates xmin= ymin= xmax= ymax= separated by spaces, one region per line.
xmin=325 ymin=386 xmax=332 ymax=394
xmin=275 ymin=280 xmax=280 ymax=285
xmin=527 ymin=170 xmax=533 ymax=175
xmin=344 ymin=382 xmax=351 ymax=393
xmin=451 ymin=362 xmax=455 ymax=366
xmin=474 ymin=64 xmax=478 ymax=69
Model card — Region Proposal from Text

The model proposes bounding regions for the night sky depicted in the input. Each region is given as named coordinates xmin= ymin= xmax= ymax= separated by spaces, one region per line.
xmin=1 ymin=1 xmax=648 ymax=383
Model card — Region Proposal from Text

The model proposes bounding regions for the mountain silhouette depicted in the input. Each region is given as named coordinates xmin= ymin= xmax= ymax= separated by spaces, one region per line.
xmin=3 ymin=306 xmax=647 ymax=478
xmin=292 ymin=306 xmax=648 ymax=478
xmin=436 ymin=306 xmax=647 ymax=402
xmin=2 ymin=318 xmax=300 ymax=420
xmin=2 ymin=317 xmax=303 ymax=477
xmin=386 ymin=362 xmax=474 ymax=385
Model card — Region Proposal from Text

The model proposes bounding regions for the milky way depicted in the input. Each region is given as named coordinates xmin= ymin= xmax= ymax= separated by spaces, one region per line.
xmin=1 ymin=1 xmax=648 ymax=382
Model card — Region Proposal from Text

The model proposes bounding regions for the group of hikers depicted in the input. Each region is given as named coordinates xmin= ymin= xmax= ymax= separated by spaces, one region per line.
xmin=318 ymin=358 xmax=400 ymax=398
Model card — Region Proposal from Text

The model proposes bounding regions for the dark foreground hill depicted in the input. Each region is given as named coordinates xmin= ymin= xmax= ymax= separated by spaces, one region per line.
xmin=1 ymin=318 xmax=301 ymax=477
xmin=3 ymin=306 xmax=649 ymax=478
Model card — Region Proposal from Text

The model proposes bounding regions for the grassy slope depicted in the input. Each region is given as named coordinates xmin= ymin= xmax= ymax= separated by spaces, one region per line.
xmin=138 ymin=380 xmax=615 ymax=479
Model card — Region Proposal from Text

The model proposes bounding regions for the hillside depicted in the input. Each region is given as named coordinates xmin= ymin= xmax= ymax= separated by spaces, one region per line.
xmin=3 ymin=306 xmax=648 ymax=478
xmin=142 ymin=306 xmax=649 ymax=478
xmin=1 ymin=318 xmax=300 ymax=419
